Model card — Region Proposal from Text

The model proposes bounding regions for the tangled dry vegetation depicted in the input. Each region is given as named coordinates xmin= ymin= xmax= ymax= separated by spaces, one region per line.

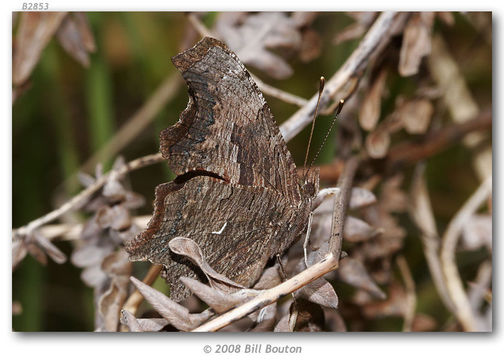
xmin=12 ymin=12 xmax=492 ymax=332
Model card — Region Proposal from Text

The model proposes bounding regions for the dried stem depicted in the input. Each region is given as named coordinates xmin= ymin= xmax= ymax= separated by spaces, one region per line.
xmin=440 ymin=176 xmax=492 ymax=331
xmin=329 ymin=156 xmax=360 ymax=259
xmin=13 ymin=153 xmax=163 ymax=237
xmin=122 ymin=264 xmax=163 ymax=316
xmin=252 ymin=75 xmax=308 ymax=107
xmin=192 ymin=155 xmax=360 ymax=332
xmin=387 ymin=109 xmax=491 ymax=169
xmin=35 ymin=216 xmax=150 ymax=241
xmin=281 ymin=11 xmax=400 ymax=142
xmin=409 ymin=166 xmax=456 ymax=313
xmin=396 ymin=255 xmax=416 ymax=332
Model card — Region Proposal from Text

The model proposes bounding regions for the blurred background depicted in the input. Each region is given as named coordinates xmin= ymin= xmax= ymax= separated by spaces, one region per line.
xmin=12 ymin=12 xmax=491 ymax=331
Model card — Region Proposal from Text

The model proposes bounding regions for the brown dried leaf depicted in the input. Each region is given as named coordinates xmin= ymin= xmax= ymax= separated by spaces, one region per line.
xmin=365 ymin=115 xmax=403 ymax=159
xmin=136 ymin=318 xmax=170 ymax=332
xmin=13 ymin=12 xmax=67 ymax=85
xmin=344 ymin=216 xmax=381 ymax=243
xmin=101 ymin=249 xmax=132 ymax=277
xmin=253 ymin=265 xmax=282 ymax=289
xmin=323 ymin=308 xmax=347 ymax=332
xmin=251 ymin=303 xmax=277 ymax=332
xmin=436 ymin=12 xmax=455 ymax=26
xmin=297 ymin=278 xmax=338 ymax=309
xmin=380 ymin=174 xmax=408 ymax=213
xmin=359 ymin=69 xmax=388 ymax=131
xmin=98 ymin=276 xmax=129 ymax=332
xmin=33 ymin=232 xmax=67 ymax=264
xmin=411 ymin=313 xmax=438 ymax=331
xmin=168 ymin=237 xmax=244 ymax=291
xmin=274 ymin=313 xmax=292 ymax=332
xmin=214 ymin=12 xmax=302 ymax=79
xmin=130 ymin=276 xmax=212 ymax=331
xmin=399 ymin=13 xmax=435 ymax=77
xmin=333 ymin=12 xmax=377 ymax=44
xmin=96 ymin=205 xmax=131 ymax=231
xmin=349 ymin=187 xmax=377 ymax=209
xmin=71 ymin=244 xmax=112 ymax=268
xmin=462 ymin=214 xmax=492 ymax=251
xmin=96 ymin=250 xmax=131 ymax=332
xmin=26 ymin=241 xmax=47 ymax=265
xmin=120 ymin=309 xmax=142 ymax=332
xmin=362 ymin=282 xmax=407 ymax=318
xmin=81 ymin=265 xmax=108 ymax=288
xmin=338 ymin=257 xmax=386 ymax=299
xmin=180 ymin=277 xmax=257 ymax=314
xmin=365 ymin=129 xmax=390 ymax=159
xmin=77 ymin=171 xmax=96 ymax=188
xmin=299 ymin=28 xmax=321 ymax=63
xmin=56 ymin=13 xmax=95 ymax=67
xmin=291 ymin=299 xmax=325 ymax=332
xmin=12 ymin=239 xmax=28 ymax=269
xmin=400 ymin=99 xmax=434 ymax=134
xmin=12 ymin=301 xmax=23 ymax=316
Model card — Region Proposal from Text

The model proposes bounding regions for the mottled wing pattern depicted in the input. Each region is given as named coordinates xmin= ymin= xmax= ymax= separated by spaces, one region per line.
xmin=162 ymin=37 xmax=302 ymax=203
xmin=127 ymin=176 xmax=302 ymax=301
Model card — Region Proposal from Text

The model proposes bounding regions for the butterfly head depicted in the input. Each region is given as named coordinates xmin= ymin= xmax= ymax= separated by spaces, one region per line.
xmin=301 ymin=167 xmax=320 ymax=199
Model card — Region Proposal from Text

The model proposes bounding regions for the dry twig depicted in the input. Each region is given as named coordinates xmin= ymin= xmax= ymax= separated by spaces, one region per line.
xmin=409 ymin=166 xmax=456 ymax=313
xmin=396 ymin=255 xmax=416 ymax=332
xmin=13 ymin=153 xmax=163 ymax=238
xmin=440 ymin=176 xmax=492 ymax=331
xmin=281 ymin=12 xmax=400 ymax=142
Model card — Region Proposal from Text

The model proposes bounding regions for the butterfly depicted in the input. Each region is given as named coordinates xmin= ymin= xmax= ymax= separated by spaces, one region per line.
xmin=125 ymin=37 xmax=319 ymax=301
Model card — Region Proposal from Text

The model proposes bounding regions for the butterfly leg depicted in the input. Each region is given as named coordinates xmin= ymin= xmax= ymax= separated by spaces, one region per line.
xmin=303 ymin=211 xmax=314 ymax=267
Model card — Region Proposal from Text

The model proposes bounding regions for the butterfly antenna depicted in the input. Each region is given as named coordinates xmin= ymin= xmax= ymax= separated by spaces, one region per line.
xmin=302 ymin=77 xmax=325 ymax=181
xmin=308 ymin=99 xmax=345 ymax=169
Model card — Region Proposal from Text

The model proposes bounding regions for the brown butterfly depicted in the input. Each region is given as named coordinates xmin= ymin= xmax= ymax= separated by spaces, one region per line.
xmin=125 ymin=37 xmax=319 ymax=301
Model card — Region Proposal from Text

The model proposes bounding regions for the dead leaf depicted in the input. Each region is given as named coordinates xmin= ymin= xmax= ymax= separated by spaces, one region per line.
xmin=411 ymin=313 xmax=437 ymax=331
xmin=130 ymin=276 xmax=212 ymax=331
xmin=338 ymin=257 xmax=386 ymax=299
xmin=168 ymin=237 xmax=245 ymax=291
xmin=436 ymin=12 xmax=455 ymax=26
xmin=399 ymin=13 xmax=435 ymax=77
xmin=365 ymin=114 xmax=403 ymax=159
xmin=253 ymin=264 xmax=282 ymax=289
xmin=96 ymin=250 xmax=131 ymax=332
xmin=180 ymin=277 xmax=259 ymax=314
xmin=462 ymin=214 xmax=492 ymax=251
xmin=333 ymin=12 xmax=377 ymax=45
xmin=400 ymin=98 xmax=434 ymax=134
xmin=214 ymin=12 xmax=302 ymax=79
xmin=350 ymin=187 xmax=377 ymax=209
xmin=13 ymin=12 xmax=67 ymax=86
xmin=299 ymin=28 xmax=321 ymax=62
xmin=56 ymin=13 xmax=95 ymax=67
xmin=96 ymin=205 xmax=132 ymax=231
xmin=291 ymin=299 xmax=325 ymax=332
xmin=359 ymin=68 xmax=388 ymax=131
xmin=12 ymin=238 xmax=28 ymax=269
xmin=361 ymin=282 xmax=407 ymax=318
xmin=323 ymin=308 xmax=347 ymax=331
xmin=120 ymin=309 xmax=142 ymax=332
xmin=296 ymin=278 xmax=339 ymax=309
xmin=344 ymin=216 xmax=381 ymax=243
xmin=251 ymin=303 xmax=277 ymax=332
